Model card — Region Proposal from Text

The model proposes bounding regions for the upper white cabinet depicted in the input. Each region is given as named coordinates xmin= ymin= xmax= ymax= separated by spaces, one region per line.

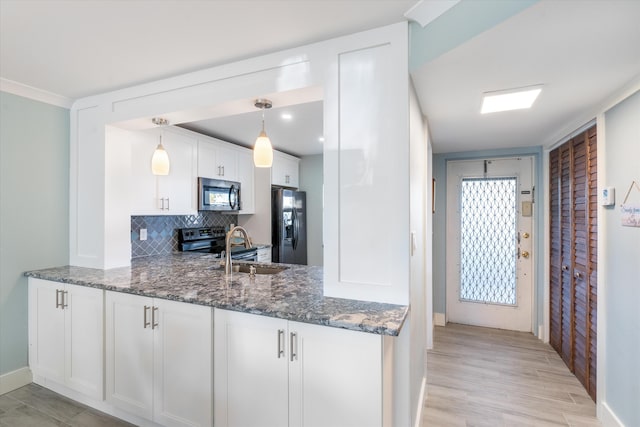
xmin=131 ymin=128 xmax=198 ymax=216
xmin=236 ymin=149 xmax=255 ymax=214
xmin=197 ymin=137 xmax=255 ymax=215
xmin=28 ymin=278 xmax=104 ymax=400
xmin=272 ymin=151 xmax=300 ymax=188
xmin=106 ymin=291 xmax=213 ymax=427
xmin=197 ymin=139 xmax=238 ymax=180
xmin=214 ymin=309 xmax=385 ymax=427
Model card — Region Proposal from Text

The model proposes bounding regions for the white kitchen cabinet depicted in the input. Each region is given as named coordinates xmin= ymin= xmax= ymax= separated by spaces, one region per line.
xmin=236 ymin=149 xmax=255 ymax=214
xmin=28 ymin=278 xmax=103 ymax=400
xmin=257 ymin=246 xmax=271 ymax=263
xmin=197 ymin=139 xmax=237 ymax=180
xmin=131 ymin=128 xmax=197 ymax=215
xmin=198 ymin=138 xmax=255 ymax=214
xmin=214 ymin=309 xmax=384 ymax=427
xmin=106 ymin=291 xmax=212 ymax=427
xmin=272 ymin=151 xmax=300 ymax=188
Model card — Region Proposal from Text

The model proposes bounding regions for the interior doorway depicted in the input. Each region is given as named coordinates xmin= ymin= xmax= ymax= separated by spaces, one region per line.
xmin=446 ymin=157 xmax=535 ymax=332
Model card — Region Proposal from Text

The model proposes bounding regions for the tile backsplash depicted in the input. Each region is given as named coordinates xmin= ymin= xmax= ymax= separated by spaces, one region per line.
xmin=131 ymin=212 xmax=237 ymax=258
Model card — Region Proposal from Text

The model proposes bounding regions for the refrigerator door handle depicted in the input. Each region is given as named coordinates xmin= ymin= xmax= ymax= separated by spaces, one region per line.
xmin=291 ymin=208 xmax=297 ymax=250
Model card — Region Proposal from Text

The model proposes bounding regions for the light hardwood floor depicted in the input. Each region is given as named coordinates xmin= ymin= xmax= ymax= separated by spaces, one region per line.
xmin=0 ymin=384 xmax=134 ymax=427
xmin=422 ymin=324 xmax=600 ymax=427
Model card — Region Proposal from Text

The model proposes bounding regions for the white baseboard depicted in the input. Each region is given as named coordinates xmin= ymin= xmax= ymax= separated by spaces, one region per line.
xmin=413 ymin=376 xmax=427 ymax=427
xmin=433 ymin=312 xmax=446 ymax=326
xmin=0 ymin=367 xmax=32 ymax=395
xmin=600 ymin=401 xmax=625 ymax=427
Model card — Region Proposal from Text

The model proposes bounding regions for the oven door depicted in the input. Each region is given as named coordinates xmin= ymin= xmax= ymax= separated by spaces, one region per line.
xmin=198 ymin=177 xmax=241 ymax=211
xmin=231 ymin=248 xmax=258 ymax=262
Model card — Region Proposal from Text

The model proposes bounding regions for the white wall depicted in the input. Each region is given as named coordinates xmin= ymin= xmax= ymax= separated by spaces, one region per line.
xmin=408 ymin=83 xmax=428 ymax=426
xmin=299 ymin=154 xmax=323 ymax=266
xmin=601 ymin=90 xmax=640 ymax=427
xmin=0 ymin=91 xmax=69 ymax=392
xmin=238 ymin=166 xmax=271 ymax=245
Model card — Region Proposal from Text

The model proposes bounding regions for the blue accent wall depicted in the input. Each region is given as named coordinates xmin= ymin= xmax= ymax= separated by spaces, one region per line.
xmin=602 ymin=90 xmax=640 ymax=426
xmin=0 ymin=91 xmax=69 ymax=376
xmin=409 ymin=0 xmax=538 ymax=71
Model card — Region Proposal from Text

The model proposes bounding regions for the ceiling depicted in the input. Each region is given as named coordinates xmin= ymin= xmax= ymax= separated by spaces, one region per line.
xmin=1 ymin=1 xmax=639 ymax=156
xmin=412 ymin=0 xmax=640 ymax=153
xmin=179 ymin=101 xmax=324 ymax=157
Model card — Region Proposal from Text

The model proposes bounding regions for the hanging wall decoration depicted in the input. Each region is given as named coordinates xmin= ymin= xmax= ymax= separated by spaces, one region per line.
xmin=620 ymin=180 xmax=640 ymax=227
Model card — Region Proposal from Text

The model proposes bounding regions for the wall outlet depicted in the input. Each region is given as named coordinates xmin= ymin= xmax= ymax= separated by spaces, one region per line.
xmin=140 ymin=228 xmax=147 ymax=241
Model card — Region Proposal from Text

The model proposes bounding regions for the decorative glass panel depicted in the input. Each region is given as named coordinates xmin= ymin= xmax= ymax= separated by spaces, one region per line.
xmin=460 ymin=177 xmax=517 ymax=305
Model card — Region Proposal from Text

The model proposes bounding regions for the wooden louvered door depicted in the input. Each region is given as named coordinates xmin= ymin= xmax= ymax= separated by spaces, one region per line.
xmin=548 ymin=124 xmax=597 ymax=401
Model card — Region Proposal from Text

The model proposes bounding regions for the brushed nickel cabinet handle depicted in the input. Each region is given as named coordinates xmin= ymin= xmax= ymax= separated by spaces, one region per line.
xmin=62 ymin=291 xmax=68 ymax=309
xmin=152 ymin=306 xmax=159 ymax=329
xmin=55 ymin=289 xmax=62 ymax=309
xmin=166 ymin=198 xmax=170 ymax=211
xmin=143 ymin=305 xmax=151 ymax=328
xmin=290 ymin=332 xmax=298 ymax=362
xmin=277 ymin=329 xmax=285 ymax=358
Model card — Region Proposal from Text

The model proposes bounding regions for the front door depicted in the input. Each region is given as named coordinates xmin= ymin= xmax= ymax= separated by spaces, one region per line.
xmin=446 ymin=157 xmax=534 ymax=332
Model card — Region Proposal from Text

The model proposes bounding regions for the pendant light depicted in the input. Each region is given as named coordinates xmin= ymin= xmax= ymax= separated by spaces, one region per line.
xmin=253 ymin=99 xmax=273 ymax=168
xmin=151 ymin=117 xmax=170 ymax=175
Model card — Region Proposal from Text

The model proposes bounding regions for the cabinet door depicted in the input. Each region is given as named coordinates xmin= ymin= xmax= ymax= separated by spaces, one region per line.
xmin=154 ymin=299 xmax=213 ymax=427
xmin=65 ymin=283 xmax=103 ymax=399
xmin=214 ymin=309 xmax=288 ymax=427
xmin=197 ymin=140 xmax=218 ymax=179
xmin=272 ymin=152 xmax=299 ymax=188
xmin=28 ymin=278 xmax=65 ymax=384
xmin=159 ymin=131 xmax=197 ymax=215
xmin=257 ymin=247 xmax=272 ymax=263
xmin=288 ymin=322 xmax=383 ymax=427
xmin=106 ymin=291 xmax=154 ymax=419
xmin=131 ymin=129 xmax=197 ymax=215
xmin=215 ymin=142 xmax=238 ymax=180
xmin=237 ymin=149 xmax=255 ymax=214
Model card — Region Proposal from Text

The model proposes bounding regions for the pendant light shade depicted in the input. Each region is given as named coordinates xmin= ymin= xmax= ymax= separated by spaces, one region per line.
xmin=151 ymin=118 xmax=170 ymax=175
xmin=253 ymin=99 xmax=273 ymax=168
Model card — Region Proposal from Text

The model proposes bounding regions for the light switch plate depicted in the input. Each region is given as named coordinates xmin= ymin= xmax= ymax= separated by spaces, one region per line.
xmin=140 ymin=228 xmax=147 ymax=241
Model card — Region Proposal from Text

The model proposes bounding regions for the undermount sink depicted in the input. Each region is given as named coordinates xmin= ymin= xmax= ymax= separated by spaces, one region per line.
xmin=232 ymin=264 xmax=289 ymax=275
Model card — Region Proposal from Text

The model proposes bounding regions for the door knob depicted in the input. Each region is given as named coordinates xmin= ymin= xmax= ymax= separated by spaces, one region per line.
xmin=521 ymin=251 xmax=530 ymax=259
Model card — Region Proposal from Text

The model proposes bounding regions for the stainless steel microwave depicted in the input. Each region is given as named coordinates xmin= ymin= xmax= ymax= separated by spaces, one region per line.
xmin=198 ymin=177 xmax=241 ymax=211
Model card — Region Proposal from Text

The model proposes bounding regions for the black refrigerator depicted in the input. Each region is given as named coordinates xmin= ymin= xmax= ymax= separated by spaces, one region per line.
xmin=272 ymin=188 xmax=307 ymax=265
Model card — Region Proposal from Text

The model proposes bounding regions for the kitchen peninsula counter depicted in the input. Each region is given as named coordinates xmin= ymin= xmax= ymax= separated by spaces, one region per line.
xmin=25 ymin=253 xmax=407 ymax=336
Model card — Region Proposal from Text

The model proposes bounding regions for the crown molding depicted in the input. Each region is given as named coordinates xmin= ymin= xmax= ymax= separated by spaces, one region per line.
xmin=0 ymin=78 xmax=73 ymax=108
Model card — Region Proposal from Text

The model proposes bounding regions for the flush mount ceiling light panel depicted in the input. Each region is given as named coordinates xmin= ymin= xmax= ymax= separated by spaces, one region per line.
xmin=481 ymin=85 xmax=543 ymax=114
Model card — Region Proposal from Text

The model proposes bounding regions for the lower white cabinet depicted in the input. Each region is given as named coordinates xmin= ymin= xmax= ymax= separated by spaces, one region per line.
xmin=106 ymin=291 xmax=212 ymax=427
xmin=257 ymin=246 xmax=272 ymax=263
xmin=28 ymin=278 xmax=104 ymax=399
xmin=214 ymin=309 xmax=384 ymax=427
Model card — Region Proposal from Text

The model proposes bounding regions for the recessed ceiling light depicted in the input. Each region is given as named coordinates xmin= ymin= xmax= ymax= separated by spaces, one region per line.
xmin=318 ymin=136 xmax=325 ymax=143
xmin=481 ymin=85 xmax=542 ymax=114
xmin=281 ymin=113 xmax=293 ymax=120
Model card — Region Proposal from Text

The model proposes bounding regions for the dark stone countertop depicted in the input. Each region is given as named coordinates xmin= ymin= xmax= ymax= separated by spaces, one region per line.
xmin=24 ymin=253 xmax=408 ymax=336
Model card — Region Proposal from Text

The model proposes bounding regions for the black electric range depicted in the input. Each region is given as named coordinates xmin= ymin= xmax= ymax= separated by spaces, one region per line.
xmin=178 ymin=227 xmax=257 ymax=261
